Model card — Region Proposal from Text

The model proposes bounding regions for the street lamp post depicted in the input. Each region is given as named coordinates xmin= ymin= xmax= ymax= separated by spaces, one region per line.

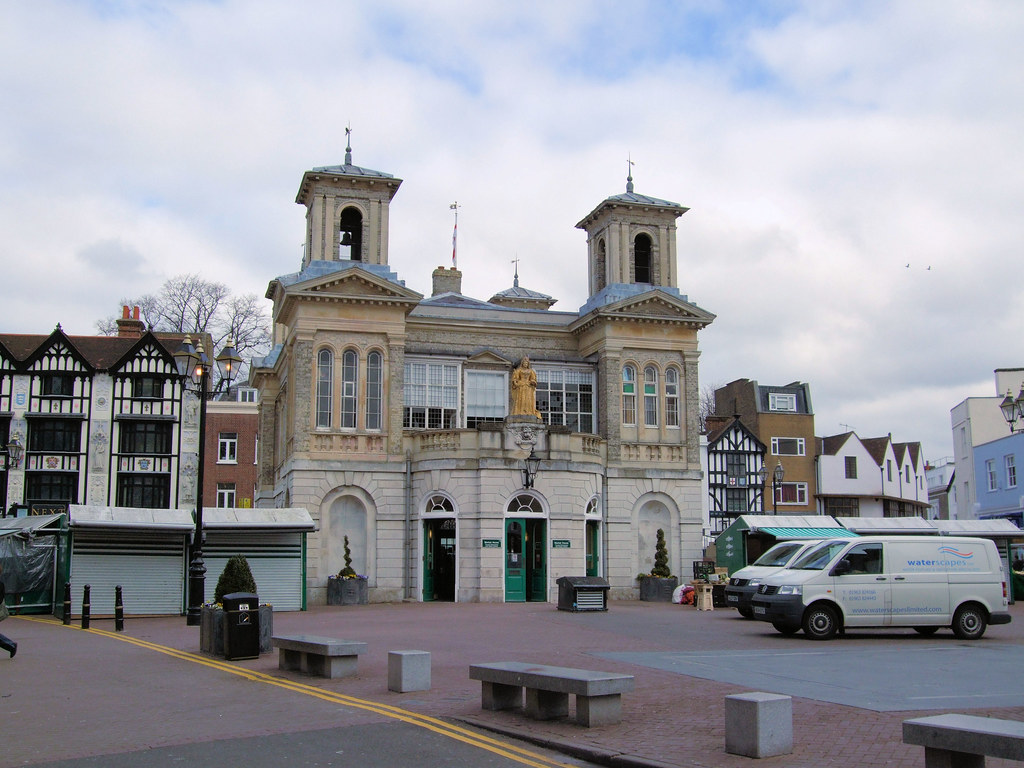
xmin=174 ymin=335 xmax=242 ymax=626
xmin=759 ymin=460 xmax=785 ymax=514
xmin=0 ymin=435 xmax=24 ymax=516
xmin=1000 ymin=386 xmax=1024 ymax=433
xmin=521 ymin=447 xmax=541 ymax=489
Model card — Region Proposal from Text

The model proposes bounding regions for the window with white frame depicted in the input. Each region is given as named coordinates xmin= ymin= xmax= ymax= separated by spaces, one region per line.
xmin=341 ymin=350 xmax=358 ymax=429
xmin=465 ymin=370 xmax=507 ymax=427
xmin=768 ymin=392 xmax=797 ymax=412
xmin=664 ymin=367 xmax=680 ymax=427
xmin=218 ymin=432 xmax=237 ymax=463
xmin=621 ymin=365 xmax=636 ymax=425
xmin=987 ymin=459 xmax=998 ymax=491
xmin=366 ymin=351 xmax=383 ymax=430
xmin=775 ymin=482 xmax=808 ymax=505
xmin=1007 ymin=454 xmax=1017 ymax=489
xmin=771 ymin=437 xmax=805 ymax=456
xmin=316 ymin=349 xmax=333 ymax=428
xmin=236 ymin=387 xmax=257 ymax=403
xmin=643 ymin=366 xmax=658 ymax=426
xmin=536 ymin=367 xmax=595 ymax=433
xmin=404 ymin=361 xmax=459 ymax=429
xmin=216 ymin=482 xmax=236 ymax=508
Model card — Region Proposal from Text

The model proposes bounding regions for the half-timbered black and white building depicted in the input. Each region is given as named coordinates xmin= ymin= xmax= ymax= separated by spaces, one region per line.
xmin=705 ymin=415 xmax=768 ymax=535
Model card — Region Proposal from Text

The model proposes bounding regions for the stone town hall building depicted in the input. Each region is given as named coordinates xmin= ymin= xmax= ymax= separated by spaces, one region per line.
xmin=250 ymin=147 xmax=715 ymax=605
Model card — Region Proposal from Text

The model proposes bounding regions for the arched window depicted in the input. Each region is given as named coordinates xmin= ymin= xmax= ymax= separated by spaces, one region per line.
xmin=665 ymin=367 xmax=680 ymax=428
xmin=643 ymin=366 xmax=658 ymax=427
xmin=339 ymin=207 xmax=363 ymax=261
xmin=315 ymin=349 xmax=333 ymax=428
xmin=507 ymin=493 xmax=544 ymax=515
xmin=595 ymin=237 xmax=607 ymax=292
xmin=427 ymin=494 xmax=455 ymax=514
xmin=366 ymin=351 xmax=383 ymax=431
xmin=621 ymin=365 xmax=637 ymax=425
xmin=341 ymin=349 xmax=358 ymax=429
xmin=634 ymin=233 xmax=652 ymax=284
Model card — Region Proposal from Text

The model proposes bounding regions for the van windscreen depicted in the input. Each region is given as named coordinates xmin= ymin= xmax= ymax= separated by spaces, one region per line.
xmin=791 ymin=540 xmax=849 ymax=570
xmin=752 ymin=543 xmax=803 ymax=567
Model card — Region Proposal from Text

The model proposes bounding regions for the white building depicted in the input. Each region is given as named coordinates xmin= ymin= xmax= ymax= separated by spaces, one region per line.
xmin=816 ymin=432 xmax=928 ymax=517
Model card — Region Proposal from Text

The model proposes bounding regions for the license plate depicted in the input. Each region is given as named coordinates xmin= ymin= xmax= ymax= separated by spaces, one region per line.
xmin=753 ymin=606 xmax=766 ymax=615
xmin=727 ymin=595 xmax=738 ymax=602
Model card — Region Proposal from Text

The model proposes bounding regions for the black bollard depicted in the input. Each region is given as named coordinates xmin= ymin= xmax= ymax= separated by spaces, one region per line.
xmin=114 ymin=585 xmax=124 ymax=632
xmin=62 ymin=581 xmax=72 ymax=626
xmin=81 ymin=584 xmax=90 ymax=630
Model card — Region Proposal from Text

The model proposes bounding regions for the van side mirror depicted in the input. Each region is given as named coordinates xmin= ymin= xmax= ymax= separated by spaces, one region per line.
xmin=831 ymin=560 xmax=851 ymax=577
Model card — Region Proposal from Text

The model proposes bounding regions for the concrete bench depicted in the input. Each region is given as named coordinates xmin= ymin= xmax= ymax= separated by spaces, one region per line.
xmin=903 ymin=713 xmax=1024 ymax=767
xmin=271 ymin=634 xmax=367 ymax=679
xmin=469 ymin=661 xmax=634 ymax=727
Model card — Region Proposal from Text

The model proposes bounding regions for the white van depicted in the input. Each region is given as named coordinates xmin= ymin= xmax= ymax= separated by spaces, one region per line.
xmin=725 ymin=539 xmax=829 ymax=618
xmin=749 ymin=536 xmax=1011 ymax=640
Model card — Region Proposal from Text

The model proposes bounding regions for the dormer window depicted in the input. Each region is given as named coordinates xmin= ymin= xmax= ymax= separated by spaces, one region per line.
xmin=768 ymin=392 xmax=797 ymax=412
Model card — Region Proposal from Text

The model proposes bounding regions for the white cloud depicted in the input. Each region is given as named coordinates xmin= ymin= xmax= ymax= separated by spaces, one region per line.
xmin=2 ymin=0 xmax=1022 ymax=460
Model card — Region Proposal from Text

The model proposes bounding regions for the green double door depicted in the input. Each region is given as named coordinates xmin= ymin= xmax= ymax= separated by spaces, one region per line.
xmin=504 ymin=518 xmax=546 ymax=602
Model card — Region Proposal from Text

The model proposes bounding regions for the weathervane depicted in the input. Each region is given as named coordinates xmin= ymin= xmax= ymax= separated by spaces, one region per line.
xmin=344 ymin=123 xmax=352 ymax=165
xmin=450 ymin=202 xmax=460 ymax=267
xmin=626 ymin=154 xmax=635 ymax=193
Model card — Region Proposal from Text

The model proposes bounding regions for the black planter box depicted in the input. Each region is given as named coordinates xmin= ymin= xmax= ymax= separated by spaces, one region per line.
xmin=327 ymin=576 xmax=368 ymax=605
xmin=639 ymin=576 xmax=678 ymax=602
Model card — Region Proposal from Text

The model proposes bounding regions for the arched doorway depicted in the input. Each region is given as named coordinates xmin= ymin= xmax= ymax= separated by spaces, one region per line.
xmin=505 ymin=493 xmax=546 ymax=602
xmin=422 ymin=494 xmax=456 ymax=602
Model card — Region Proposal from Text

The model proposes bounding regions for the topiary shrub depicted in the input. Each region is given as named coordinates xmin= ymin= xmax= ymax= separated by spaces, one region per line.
xmin=214 ymin=554 xmax=258 ymax=603
xmin=651 ymin=528 xmax=671 ymax=578
xmin=338 ymin=535 xmax=358 ymax=578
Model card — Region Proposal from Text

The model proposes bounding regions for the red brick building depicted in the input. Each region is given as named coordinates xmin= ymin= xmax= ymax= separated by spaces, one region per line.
xmin=203 ymin=388 xmax=260 ymax=509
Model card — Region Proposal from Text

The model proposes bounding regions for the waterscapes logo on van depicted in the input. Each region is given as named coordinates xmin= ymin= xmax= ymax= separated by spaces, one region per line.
xmin=905 ymin=546 xmax=975 ymax=569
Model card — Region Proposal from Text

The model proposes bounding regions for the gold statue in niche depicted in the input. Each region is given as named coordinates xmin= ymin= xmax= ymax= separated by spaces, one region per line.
xmin=510 ymin=357 xmax=541 ymax=419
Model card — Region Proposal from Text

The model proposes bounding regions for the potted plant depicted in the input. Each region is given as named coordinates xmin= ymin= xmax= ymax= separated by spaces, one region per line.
xmin=638 ymin=528 xmax=678 ymax=601
xmin=200 ymin=554 xmax=273 ymax=655
xmin=327 ymin=536 xmax=368 ymax=605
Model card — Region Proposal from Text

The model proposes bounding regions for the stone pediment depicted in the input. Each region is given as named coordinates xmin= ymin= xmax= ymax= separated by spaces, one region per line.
xmin=585 ymin=290 xmax=716 ymax=327
xmin=466 ymin=350 xmax=513 ymax=367
xmin=291 ymin=268 xmax=422 ymax=303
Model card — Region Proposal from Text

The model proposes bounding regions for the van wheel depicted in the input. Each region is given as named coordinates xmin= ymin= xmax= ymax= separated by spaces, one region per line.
xmin=952 ymin=604 xmax=987 ymax=640
xmin=803 ymin=605 xmax=839 ymax=641
xmin=772 ymin=620 xmax=799 ymax=635
xmin=738 ymin=606 xmax=754 ymax=619
xmin=913 ymin=627 xmax=939 ymax=636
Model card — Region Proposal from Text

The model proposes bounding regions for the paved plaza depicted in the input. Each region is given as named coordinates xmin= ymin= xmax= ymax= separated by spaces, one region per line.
xmin=2 ymin=599 xmax=1024 ymax=767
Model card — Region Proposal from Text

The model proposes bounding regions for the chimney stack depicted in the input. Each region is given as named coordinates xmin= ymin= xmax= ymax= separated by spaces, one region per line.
xmin=431 ymin=266 xmax=462 ymax=296
xmin=116 ymin=305 xmax=145 ymax=338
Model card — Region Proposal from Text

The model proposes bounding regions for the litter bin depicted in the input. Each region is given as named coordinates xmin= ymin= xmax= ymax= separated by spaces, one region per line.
xmin=556 ymin=576 xmax=609 ymax=612
xmin=223 ymin=592 xmax=260 ymax=660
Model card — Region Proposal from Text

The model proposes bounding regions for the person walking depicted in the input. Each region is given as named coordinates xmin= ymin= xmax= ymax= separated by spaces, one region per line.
xmin=0 ymin=569 xmax=17 ymax=658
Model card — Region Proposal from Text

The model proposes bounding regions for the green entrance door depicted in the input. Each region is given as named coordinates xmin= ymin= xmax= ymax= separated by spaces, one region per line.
xmin=505 ymin=519 xmax=526 ymax=602
xmin=423 ymin=518 xmax=456 ymax=602
xmin=505 ymin=518 xmax=546 ymax=602
xmin=585 ymin=520 xmax=600 ymax=577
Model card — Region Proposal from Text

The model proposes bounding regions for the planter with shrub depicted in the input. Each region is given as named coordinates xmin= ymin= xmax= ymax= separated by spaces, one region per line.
xmin=199 ymin=554 xmax=273 ymax=655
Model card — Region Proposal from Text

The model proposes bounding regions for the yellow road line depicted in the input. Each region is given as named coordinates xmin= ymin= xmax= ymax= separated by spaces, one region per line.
xmin=20 ymin=617 xmax=581 ymax=768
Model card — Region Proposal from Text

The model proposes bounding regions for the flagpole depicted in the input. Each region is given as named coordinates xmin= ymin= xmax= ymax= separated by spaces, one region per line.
xmin=450 ymin=202 xmax=459 ymax=268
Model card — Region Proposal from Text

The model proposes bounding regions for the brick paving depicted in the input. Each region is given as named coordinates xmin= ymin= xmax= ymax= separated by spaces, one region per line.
xmin=2 ymin=599 xmax=1023 ymax=767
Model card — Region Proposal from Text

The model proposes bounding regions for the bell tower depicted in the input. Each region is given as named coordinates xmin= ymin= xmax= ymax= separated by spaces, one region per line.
xmin=575 ymin=165 xmax=688 ymax=298
xmin=295 ymin=128 xmax=403 ymax=269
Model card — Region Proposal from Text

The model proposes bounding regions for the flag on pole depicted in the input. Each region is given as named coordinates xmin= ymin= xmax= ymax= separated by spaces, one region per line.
xmin=450 ymin=202 xmax=459 ymax=267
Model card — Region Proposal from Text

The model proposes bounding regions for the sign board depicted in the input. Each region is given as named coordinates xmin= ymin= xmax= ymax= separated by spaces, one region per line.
xmin=552 ymin=539 xmax=571 ymax=548
xmin=481 ymin=539 xmax=501 ymax=548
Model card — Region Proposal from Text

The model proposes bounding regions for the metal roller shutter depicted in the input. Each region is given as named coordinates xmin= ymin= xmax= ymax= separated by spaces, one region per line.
xmin=70 ymin=532 xmax=187 ymax=616
xmin=204 ymin=531 xmax=304 ymax=611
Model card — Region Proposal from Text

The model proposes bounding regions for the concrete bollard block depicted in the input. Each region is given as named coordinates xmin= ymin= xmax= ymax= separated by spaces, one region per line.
xmin=388 ymin=650 xmax=431 ymax=693
xmin=725 ymin=691 xmax=793 ymax=758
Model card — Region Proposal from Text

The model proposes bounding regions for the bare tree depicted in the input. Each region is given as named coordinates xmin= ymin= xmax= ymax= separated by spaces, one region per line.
xmin=97 ymin=273 xmax=271 ymax=382
xmin=699 ymin=381 xmax=720 ymax=434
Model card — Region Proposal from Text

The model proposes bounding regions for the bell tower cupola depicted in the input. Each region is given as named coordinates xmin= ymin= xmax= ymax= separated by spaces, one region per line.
xmin=575 ymin=160 xmax=689 ymax=299
xmin=295 ymin=127 xmax=403 ymax=269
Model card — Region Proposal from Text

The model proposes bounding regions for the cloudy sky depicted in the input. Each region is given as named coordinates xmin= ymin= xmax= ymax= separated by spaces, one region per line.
xmin=3 ymin=1 xmax=1022 ymax=462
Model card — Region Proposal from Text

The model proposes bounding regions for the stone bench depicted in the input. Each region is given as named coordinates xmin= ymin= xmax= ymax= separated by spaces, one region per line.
xmin=903 ymin=713 xmax=1024 ymax=767
xmin=271 ymin=634 xmax=367 ymax=679
xmin=469 ymin=661 xmax=634 ymax=727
